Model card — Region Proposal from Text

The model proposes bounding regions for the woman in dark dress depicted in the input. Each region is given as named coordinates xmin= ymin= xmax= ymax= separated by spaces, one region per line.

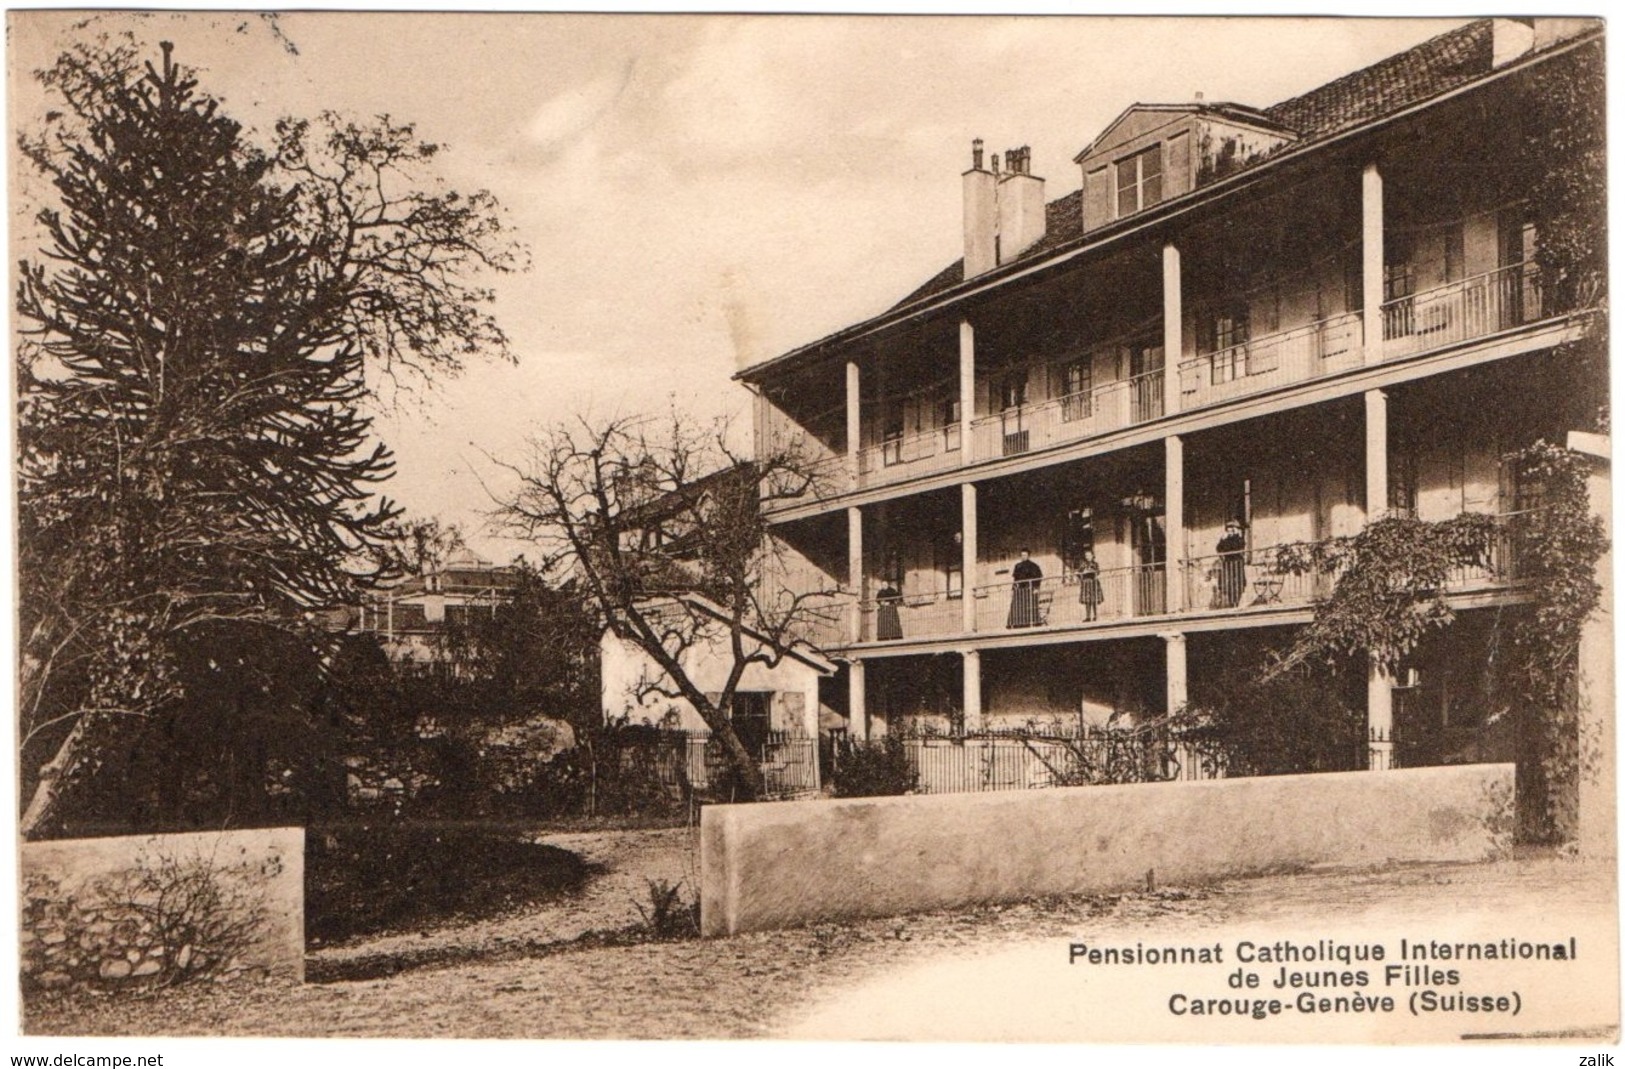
xmin=1007 ymin=549 xmax=1043 ymax=628
xmin=1217 ymin=520 xmax=1247 ymax=608
xmin=875 ymin=584 xmax=903 ymax=640
xmin=1077 ymin=549 xmax=1104 ymax=621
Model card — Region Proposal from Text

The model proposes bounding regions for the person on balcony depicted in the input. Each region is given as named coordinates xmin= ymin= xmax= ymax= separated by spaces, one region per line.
xmin=1078 ymin=549 xmax=1104 ymax=621
xmin=876 ymin=584 xmax=903 ymax=640
xmin=1007 ymin=549 xmax=1044 ymax=627
xmin=1217 ymin=520 xmax=1247 ymax=608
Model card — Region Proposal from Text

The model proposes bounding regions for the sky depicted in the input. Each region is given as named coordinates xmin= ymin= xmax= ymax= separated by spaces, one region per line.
xmin=9 ymin=11 xmax=1472 ymax=561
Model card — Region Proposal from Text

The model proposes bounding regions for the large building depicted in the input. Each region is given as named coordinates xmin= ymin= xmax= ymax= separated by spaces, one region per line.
xmin=737 ymin=19 xmax=1607 ymax=787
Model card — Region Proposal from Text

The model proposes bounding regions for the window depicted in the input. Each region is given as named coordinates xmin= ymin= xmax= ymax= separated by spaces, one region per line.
xmin=1115 ymin=145 xmax=1164 ymax=218
xmin=939 ymin=397 xmax=962 ymax=451
xmin=881 ymin=398 xmax=905 ymax=465
xmin=999 ymin=370 xmax=1028 ymax=411
xmin=1205 ymin=306 xmax=1250 ymax=384
xmin=1060 ymin=507 xmax=1095 ymax=578
xmin=1059 ymin=359 xmax=1092 ymax=421
xmin=936 ymin=530 xmax=963 ymax=600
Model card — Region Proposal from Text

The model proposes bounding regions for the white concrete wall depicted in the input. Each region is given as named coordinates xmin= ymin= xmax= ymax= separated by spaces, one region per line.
xmin=701 ymin=763 xmax=1513 ymax=936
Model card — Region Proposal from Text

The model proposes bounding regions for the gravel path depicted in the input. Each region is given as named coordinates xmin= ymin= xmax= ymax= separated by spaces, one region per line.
xmin=27 ymin=836 xmax=1617 ymax=1040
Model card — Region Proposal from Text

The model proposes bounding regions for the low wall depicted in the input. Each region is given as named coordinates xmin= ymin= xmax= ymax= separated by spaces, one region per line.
xmin=701 ymin=764 xmax=1513 ymax=936
xmin=21 ymin=827 xmax=305 ymax=990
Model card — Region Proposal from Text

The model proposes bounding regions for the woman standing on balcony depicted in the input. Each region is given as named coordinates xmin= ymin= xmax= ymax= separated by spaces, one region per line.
xmin=1078 ymin=550 xmax=1104 ymax=621
xmin=1008 ymin=549 xmax=1043 ymax=627
xmin=876 ymin=584 xmax=903 ymax=640
xmin=1217 ymin=520 xmax=1247 ymax=608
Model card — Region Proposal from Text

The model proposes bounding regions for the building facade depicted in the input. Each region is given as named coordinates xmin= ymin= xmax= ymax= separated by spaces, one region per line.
xmin=738 ymin=19 xmax=1607 ymax=785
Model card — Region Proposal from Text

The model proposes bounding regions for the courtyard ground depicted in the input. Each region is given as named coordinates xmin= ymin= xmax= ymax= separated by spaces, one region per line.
xmin=24 ymin=826 xmax=1620 ymax=1042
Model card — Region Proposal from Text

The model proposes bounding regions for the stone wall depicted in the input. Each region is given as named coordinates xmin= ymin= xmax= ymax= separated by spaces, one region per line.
xmin=21 ymin=827 xmax=305 ymax=991
xmin=701 ymin=763 xmax=1513 ymax=936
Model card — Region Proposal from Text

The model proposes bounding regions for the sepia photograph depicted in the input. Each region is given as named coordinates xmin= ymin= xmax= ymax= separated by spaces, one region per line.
xmin=7 ymin=7 xmax=1616 ymax=1054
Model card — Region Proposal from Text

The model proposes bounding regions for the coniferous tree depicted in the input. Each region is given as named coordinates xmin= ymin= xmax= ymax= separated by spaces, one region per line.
xmin=17 ymin=41 xmax=520 ymax=836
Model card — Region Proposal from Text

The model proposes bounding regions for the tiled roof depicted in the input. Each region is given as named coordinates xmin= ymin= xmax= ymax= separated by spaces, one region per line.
xmin=889 ymin=20 xmax=1493 ymax=315
xmin=1264 ymin=20 xmax=1492 ymax=142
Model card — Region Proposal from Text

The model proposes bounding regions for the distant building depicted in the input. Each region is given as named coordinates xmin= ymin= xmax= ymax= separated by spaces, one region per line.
xmin=354 ymin=547 xmax=520 ymax=669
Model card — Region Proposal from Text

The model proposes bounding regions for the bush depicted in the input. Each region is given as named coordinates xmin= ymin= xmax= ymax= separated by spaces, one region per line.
xmin=830 ymin=735 xmax=918 ymax=797
xmin=305 ymin=823 xmax=588 ymax=944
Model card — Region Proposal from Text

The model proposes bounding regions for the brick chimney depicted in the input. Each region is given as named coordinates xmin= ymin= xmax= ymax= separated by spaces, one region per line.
xmin=963 ymin=141 xmax=1047 ymax=279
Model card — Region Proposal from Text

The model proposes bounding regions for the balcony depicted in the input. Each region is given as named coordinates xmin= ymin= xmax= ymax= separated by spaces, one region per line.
xmin=1178 ymin=312 xmax=1363 ymax=411
xmin=1382 ymin=262 xmax=1543 ymax=361
xmin=974 ymin=565 xmax=1167 ymax=633
xmin=1182 ymin=520 xmax=1527 ymax=618
xmin=1183 ymin=542 xmax=1337 ymax=614
xmin=857 ymin=423 xmax=963 ymax=489
xmin=859 ymin=591 xmax=964 ymax=643
xmin=969 ymin=369 xmax=1165 ymax=463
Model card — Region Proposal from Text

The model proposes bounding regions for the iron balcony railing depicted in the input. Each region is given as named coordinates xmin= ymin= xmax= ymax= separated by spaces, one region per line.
xmin=1382 ymin=262 xmax=1542 ymax=361
xmin=973 ymin=564 xmax=1166 ymax=632
xmin=859 ymin=590 xmax=965 ymax=642
xmin=1178 ymin=312 xmax=1362 ymax=410
xmin=967 ymin=368 xmax=1165 ymax=463
xmin=1183 ymin=519 xmax=1528 ymax=616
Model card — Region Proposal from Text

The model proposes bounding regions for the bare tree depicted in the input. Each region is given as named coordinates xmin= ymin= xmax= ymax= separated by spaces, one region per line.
xmin=493 ymin=412 xmax=841 ymax=801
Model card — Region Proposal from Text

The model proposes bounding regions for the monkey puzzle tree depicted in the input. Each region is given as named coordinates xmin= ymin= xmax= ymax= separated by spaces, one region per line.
xmin=16 ymin=39 xmax=522 ymax=837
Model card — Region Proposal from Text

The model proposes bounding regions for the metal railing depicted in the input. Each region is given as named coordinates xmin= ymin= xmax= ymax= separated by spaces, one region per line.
xmin=973 ymin=564 xmax=1166 ymax=632
xmin=644 ymin=727 xmax=820 ymax=800
xmin=897 ymin=725 xmax=1222 ymax=795
xmin=968 ymin=368 xmax=1166 ymax=463
xmin=1382 ymin=262 xmax=1543 ymax=360
xmin=859 ymin=591 xmax=965 ymax=642
xmin=1178 ymin=312 xmax=1362 ymax=409
xmin=1182 ymin=541 xmax=1336 ymax=613
xmin=856 ymin=422 xmax=962 ymax=488
xmin=1443 ymin=512 xmax=1529 ymax=591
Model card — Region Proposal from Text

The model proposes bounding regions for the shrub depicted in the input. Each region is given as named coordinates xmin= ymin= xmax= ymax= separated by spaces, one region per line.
xmin=635 ymin=878 xmax=700 ymax=939
xmin=830 ymin=735 xmax=918 ymax=797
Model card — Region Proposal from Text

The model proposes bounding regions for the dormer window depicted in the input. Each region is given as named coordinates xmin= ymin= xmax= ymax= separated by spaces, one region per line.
xmin=1116 ymin=145 xmax=1163 ymax=217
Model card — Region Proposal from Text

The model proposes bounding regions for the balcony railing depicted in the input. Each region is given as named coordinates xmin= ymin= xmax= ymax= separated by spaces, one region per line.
xmin=1382 ymin=262 xmax=1542 ymax=361
xmin=859 ymin=591 xmax=964 ymax=643
xmin=968 ymin=368 xmax=1165 ymax=463
xmin=1179 ymin=312 xmax=1362 ymax=410
xmin=1183 ymin=542 xmax=1338 ymax=613
xmin=1443 ymin=512 xmax=1528 ymax=592
xmin=856 ymin=422 xmax=962 ymax=488
xmin=973 ymin=564 xmax=1166 ymax=632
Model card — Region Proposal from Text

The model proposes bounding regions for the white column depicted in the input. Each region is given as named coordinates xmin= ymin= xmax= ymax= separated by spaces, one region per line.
xmin=961 ymin=482 xmax=978 ymax=633
xmin=1365 ymin=389 xmax=1388 ymax=521
xmin=1162 ymin=242 xmax=1182 ymax=415
xmin=1362 ymin=163 xmax=1384 ymax=365
xmin=1163 ymin=632 xmax=1188 ymax=715
xmin=847 ymin=505 xmax=864 ymax=643
xmin=848 ymin=660 xmax=868 ymax=742
xmin=845 ymin=359 xmax=862 ymax=488
xmin=1367 ymin=659 xmax=1394 ymax=771
xmin=962 ymin=648 xmax=983 ymax=732
xmin=1164 ymin=434 xmax=1185 ymax=613
xmin=959 ymin=319 xmax=976 ymax=458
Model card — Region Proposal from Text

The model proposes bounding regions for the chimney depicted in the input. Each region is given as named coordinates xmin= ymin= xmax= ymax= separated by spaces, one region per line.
xmin=1491 ymin=17 xmax=1535 ymax=67
xmin=963 ymin=138 xmax=997 ymax=277
xmin=996 ymin=144 xmax=1046 ymax=265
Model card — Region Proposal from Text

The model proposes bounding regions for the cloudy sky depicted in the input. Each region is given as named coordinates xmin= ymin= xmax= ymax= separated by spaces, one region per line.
xmin=11 ymin=11 xmax=1468 ymax=560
